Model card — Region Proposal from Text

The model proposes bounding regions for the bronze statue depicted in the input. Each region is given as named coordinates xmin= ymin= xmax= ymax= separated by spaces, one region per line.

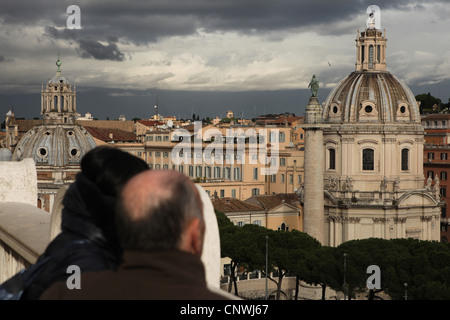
xmin=308 ymin=74 xmax=319 ymax=97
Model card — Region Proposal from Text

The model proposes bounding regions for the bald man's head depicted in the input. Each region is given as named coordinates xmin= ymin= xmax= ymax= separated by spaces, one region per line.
xmin=116 ymin=170 xmax=204 ymax=255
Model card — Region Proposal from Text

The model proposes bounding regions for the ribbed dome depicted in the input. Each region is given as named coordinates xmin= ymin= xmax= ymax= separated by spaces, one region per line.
xmin=323 ymin=71 xmax=420 ymax=124
xmin=12 ymin=124 xmax=96 ymax=166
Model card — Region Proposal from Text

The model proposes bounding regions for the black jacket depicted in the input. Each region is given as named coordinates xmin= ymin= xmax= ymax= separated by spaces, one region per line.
xmin=22 ymin=173 xmax=121 ymax=300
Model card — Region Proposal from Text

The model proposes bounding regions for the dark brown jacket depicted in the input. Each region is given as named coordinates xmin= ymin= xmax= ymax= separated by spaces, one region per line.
xmin=40 ymin=250 xmax=229 ymax=300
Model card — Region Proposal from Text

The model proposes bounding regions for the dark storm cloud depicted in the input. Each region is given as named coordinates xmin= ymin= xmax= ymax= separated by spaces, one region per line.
xmin=0 ymin=0 xmax=58 ymax=25
xmin=74 ymin=0 xmax=448 ymax=43
xmin=78 ymin=39 xmax=125 ymax=61
xmin=44 ymin=26 xmax=77 ymax=41
xmin=2 ymin=0 xmax=446 ymax=44
xmin=44 ymin=26 xmax=126 ymax=61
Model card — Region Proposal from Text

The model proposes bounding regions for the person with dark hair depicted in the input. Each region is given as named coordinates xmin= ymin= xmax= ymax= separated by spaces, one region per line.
xmin=40 ymin=170 xmax=229 ymax=300
xmin=21 ymin=146 xmax=149 ymax=300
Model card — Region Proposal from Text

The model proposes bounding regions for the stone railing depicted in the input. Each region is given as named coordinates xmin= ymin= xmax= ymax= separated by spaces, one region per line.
xmin=0 ymin=158 xmax=51 ymax=283
xmin=0 ymin=202 xmax=50 ymax=283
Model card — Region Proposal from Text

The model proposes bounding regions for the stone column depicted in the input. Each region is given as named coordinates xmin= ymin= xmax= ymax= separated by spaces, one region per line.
xmin=304 ymin=128 xmax=324 ymax=244
xmin=302 ymin=96 xmax=329 ymax=245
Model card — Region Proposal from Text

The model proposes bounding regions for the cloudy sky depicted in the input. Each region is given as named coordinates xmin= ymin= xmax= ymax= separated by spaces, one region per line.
xmin=1 ymin=0 xmax=450 ymax=120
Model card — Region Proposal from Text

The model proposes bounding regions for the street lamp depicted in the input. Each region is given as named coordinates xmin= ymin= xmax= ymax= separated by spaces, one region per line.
xmin=404 ymin=283 xmax=407 ymax=300
xmin=343 ymin=253 xmax=347 ymax=300
xmin=265 ymin=235 xmax=268 ymax=300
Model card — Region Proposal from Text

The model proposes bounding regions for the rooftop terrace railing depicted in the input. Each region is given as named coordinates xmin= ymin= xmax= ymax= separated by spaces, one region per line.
xmin=0 ymin=202 xmax=50 ymax=283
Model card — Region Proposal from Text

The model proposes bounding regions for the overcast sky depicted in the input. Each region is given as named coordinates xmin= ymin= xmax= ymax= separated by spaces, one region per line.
xmin=1 ymin=0 xmax=450 ymax=120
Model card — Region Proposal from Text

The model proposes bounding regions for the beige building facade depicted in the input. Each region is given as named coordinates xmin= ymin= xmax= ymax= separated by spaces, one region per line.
xmin=143 ymin=122 xmax=305 ymax=200
xmin=213 ymin=193 xmax=302 ymax=232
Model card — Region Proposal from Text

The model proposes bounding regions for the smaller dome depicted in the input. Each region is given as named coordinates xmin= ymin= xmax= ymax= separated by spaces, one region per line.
xmin=12 ymin=124 xmax=97 ymax=166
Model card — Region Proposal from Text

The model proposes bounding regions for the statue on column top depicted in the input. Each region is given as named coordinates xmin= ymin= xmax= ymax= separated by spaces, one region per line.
xmin=308 ymin=74 xmax=319 ymax=97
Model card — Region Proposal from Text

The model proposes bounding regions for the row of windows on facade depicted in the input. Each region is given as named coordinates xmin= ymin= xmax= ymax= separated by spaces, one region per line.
xmin=231 ymin=220 xmax=290 ymax=232
xmin=205 ymin=188 xmax=261 ymax=199
xmin=150 ymin=164 xmax=242 ymax=180
xmin=427 ymin=152 xmax=449 ymax=160
xmin=147 ymin=150 xmax=290 ymax=165
xmin=145 ymin=131 xmax=288 ymax=143
xmin=427 ymin=170 xmax=448 ymax=181
xmin=424 ymin=120 xmax=448 ymax=129
xmin=149 ymin=163 xmax=302 ymax=184
xmin=425 ymin=171 xmax=447 ymax=198
xmin=328 ymin=148 xmax=410 ymax=171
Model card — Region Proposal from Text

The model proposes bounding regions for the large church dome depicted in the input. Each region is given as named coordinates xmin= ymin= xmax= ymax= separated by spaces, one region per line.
xmin=322 ymin=28 xmax=420 ymax=124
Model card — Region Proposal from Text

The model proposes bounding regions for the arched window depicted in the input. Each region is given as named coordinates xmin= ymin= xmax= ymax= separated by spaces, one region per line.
xmin=54 ymin=96 xmax=58 ymax=110
xmin=329 ymin=148 xmax=336 ymax=170
xmin=401 ymin=148 xmax=409 ymax=171
xmin=60 ymin=96 xmax=64 ymax=110
xmin=369 ymin=45 xmax=374 ymax=69
xmin=362 ymin=149 xmax=374 ymax=171
xmin=377 ymin=45 xmax=381 ymax=63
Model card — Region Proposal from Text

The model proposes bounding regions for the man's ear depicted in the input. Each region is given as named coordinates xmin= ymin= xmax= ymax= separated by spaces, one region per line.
xmin=180 ymin=218 xmax=204 ymax=256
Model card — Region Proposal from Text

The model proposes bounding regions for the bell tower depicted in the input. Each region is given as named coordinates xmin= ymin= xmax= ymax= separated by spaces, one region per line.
xmin=41 ymin=57 xmax=77 ymax=124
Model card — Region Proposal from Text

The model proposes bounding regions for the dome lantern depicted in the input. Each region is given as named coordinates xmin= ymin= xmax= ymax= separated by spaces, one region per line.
xmin=41 ymin=56 xmax=77 ymax=124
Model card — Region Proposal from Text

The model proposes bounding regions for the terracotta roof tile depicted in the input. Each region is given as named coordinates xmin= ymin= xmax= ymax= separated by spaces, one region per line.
xmin=137 ymin=120 xmax=163 ymax=126
xmin=245 ymin=193 xmax=300 ymax=210
xmin=422 ymin=114 xmax=450 ymax=120
xmin=76 ymin=120 xmax=135 ymax=133
xmin=268 ymin=116 xmax=303 ymax=125
xmin=82 ymin=126 xmax=137 ymax=142
xmin=212 ymin=198 xmax=264 ymax=213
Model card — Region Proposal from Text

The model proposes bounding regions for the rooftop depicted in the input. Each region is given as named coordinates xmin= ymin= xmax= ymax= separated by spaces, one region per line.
xmin=422 ymin=114 xmax=450 ymax=120
xmin=137 ymin=120 xmax=164 ymax=127
xmin=212 ymin=198 xmax=264 ymax=213
xmin=83 ymin=126 xmax=138 ymax=142
xmin=245 ymin=193 xmax=301 ymax=210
